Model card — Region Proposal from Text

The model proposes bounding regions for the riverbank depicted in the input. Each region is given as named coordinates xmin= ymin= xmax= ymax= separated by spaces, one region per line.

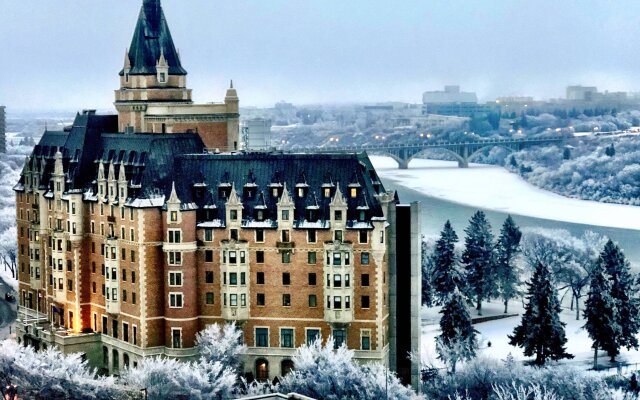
xmin=371 ymin=156 xmax=640 ymax=231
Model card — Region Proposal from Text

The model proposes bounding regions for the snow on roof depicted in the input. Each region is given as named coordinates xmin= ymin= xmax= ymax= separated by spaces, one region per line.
xmin=197 ymin=219 xmax=225 ymax=228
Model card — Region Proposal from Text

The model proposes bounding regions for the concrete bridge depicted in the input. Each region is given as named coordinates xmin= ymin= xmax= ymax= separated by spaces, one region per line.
xmin=292 ymin=136 xmax=565 ymax=169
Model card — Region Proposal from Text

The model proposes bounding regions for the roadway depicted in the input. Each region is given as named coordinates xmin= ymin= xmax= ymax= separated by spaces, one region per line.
xmin=0 ymin=275 xmax=17 ymax=340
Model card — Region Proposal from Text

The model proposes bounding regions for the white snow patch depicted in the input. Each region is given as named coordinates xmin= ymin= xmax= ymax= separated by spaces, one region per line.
xmin=371 ymin=156 xmax=640 ymax=231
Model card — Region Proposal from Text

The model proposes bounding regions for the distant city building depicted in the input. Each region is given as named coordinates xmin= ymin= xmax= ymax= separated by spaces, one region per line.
xmin=0 ymin=106 xmax=5 ymax=153
xmin=422 ymin=85 xmax=491 ymax=117
xmin=566 ymin=86 xmax=599 ymax=101
xmin=494 ymin=97 xmax=535 ymax=115
xmin=243 ymin=118 xmax=274 ymax=150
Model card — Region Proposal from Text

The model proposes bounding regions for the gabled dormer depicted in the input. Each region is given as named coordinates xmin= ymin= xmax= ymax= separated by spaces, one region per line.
xmin=156 ymin=49 xmax=169 ymax=85
xmin=269 ymin=171 xmax=284 ymax=198
xmin=53 ymin=151 xmax=65 ymax=196
xmin=118 ymin=162 xmax=128 ymax=200
xmin=226 ymin=185 xmax=243 ymax=228
xmin=305 ymin=192 xmax=320 ymax=222
xmin=97 ymin=161 xmax=106 ymax=201
xmin=277 ymin=184 xmax=294 ymax=242
xmin=107 ymin=163 xmax=117 ymax=202
xmin=322 ymin=172 xmax=335 ymax=199
xmin=295 ymin=171 xmax=309 ymax=199
xmin=254 ymin=192 xmax=268 ymax=221
xmin=167 ymin=181 xmax=182 ymax=225
xmin=330 ymin=184 xmax=348 ymax=240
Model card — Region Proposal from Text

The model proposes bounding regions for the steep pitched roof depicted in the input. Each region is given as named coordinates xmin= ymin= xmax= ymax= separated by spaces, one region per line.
xmin=121 ymin=0 xmax=187 ymax=76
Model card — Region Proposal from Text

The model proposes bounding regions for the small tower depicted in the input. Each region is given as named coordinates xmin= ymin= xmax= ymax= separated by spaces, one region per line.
xmin=225 ymin=80 xmax=240 ymax=151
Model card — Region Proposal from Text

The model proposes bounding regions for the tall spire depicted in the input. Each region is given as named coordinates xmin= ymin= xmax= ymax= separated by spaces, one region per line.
xmin=120 ymin=0 xmax=187 ymax=76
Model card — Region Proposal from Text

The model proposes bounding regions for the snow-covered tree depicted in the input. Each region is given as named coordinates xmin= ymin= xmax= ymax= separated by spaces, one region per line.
xmin=462 ymin=211 xmax=496 ymax=315
xmin=599 ymin=240 xmax=640 ymax=361
xmin=196 ymin=322 xmax=246 ymax=372
xmin=277 ymin=337 xmax=419 ymax=400
xmin=431 ymin=220 xmax=462 ymax=305
xmin=495 ymin=216 xmax=522 ymax=313
xmin=509 ymin=263 xmax=573 ymax=365
xmin=436 ymin=289 xmax=478 ymax=373
xmin=583 ymin=259 xmax=620 ymax=367
xmin=0 ymin=340 xmax=135 ymax=399
xmin=120 ymin=357 xmax=237 ymax=400
xmin=422 ymin=239 xmax=435 ymax=307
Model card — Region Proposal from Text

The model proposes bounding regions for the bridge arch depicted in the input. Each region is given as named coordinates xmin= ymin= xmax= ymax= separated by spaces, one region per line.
xmin=365 ymin=150 xmax=412 ymax=169
xmin=407 ymin=147 xmax=466 ymax=168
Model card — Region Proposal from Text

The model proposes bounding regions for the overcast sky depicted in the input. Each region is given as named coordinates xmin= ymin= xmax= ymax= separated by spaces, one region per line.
xmin=1 ymin=0 xmax=639 ymax=111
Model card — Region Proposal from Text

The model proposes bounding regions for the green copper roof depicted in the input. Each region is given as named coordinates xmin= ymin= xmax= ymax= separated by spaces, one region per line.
xmin=121 ymin=0 xmax=187 ymax=76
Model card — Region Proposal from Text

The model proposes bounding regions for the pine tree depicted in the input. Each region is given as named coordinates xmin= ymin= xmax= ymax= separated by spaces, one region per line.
xmin=462 ymin=211 xmax=496 ymax=315
xmin=509 ymin=262 xmax=573 ymax=365
xmin=583 ymin=261 xmax=620 ymax=368
xmin=431 ymin=220 xmax=461 ymax=305
xmin=435 ymin=289 xmax=477 ymax=373
xmin=422 ymin=240 xmax=435 ymax=307
xmin=495 ymin=215 xmax=522 ymax=313
xmin=599 ymin=240 xmax=640 ymax=361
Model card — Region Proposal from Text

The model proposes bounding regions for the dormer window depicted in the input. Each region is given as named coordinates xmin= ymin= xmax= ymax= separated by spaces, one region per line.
xmin=359 ymin=210 xmax=367 ymax=222
xmin=244 ymin=187 xmax=255 ymax=199
xmin=125 ymin=73 xmax=129 ymax=83
xmin=230 ymin=210 xmax=238 ymax=221
xmin=281 ymin=210 xmax=290 ymax=221
xmin=272 ymin=187 xmax=279 ymax=197
xmin=256 ymin=210 xmax=264 ymax=221
xmin=170 ymin=211 xmax=178 ymax=222
xmin=159 ymin=73 xmax=166 ymax=83
xmin=350 ymin=188 xmax=358 ymax=198
xmin=307 ymin=209 xmax=317 ymax=222
xmin=334 ymin=210 xmax=343 ymax=221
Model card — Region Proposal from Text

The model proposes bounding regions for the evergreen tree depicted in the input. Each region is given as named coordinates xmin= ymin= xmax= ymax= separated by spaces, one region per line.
xmin=519 ymin=112 xmax=529 ymax=129
xmin=509 ymin=262 xmax=573 ymax=365
xmin=600 ymin=240 xmax=640 ymax=361
xmin=422 ymin=240 xmax=435 ymax=307
xmin=431 ymin=220 xmax=462 ymax=305
xmin=435 ymin=289 xmax=478 ymax=373
xmin=509 ymin=155 xmax=518 ymax=168
xmin=563 ymin=147 xmax=571 ymax=160
xmin=462 ymin=211 xmax=496 ymax=315
xmin=583 ymin=261 xmax=620 ymax=367
xmin=495 ymin=215 xmax=522 ymax=313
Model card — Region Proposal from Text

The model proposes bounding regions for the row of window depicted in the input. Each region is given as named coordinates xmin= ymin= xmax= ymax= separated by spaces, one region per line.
xmin=90 ymin=222 xmax=135 ymax=241
xmin=95 ymin=282 xmax=137 ymax=304
xmin=91 ymin=241 xmax=137 ymax=262
xmin=98 ymin=314 xmax=137 ymax=345
xmin=253 ymin=327 xmax=371 ymax=350
xmin=169 ymin=292 xmax=372 ymax=309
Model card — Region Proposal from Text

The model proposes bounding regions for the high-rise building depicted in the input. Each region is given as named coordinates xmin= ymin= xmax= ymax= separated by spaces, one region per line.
xmin=242 ymin=118 xmax=274 ymax=150
xmin=14 ymin=0 xmax=422 ymax=389
xmin=422 ymin=85 xmax=491 ymax=117
xmin=0 ymin=106 xmax=6 ymax=153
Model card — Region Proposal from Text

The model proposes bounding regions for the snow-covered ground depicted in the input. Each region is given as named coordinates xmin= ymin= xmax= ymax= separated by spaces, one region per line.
xmin=370 ymin=156 xmax=640 ymax=231
xmin=422 ymin=301 xmax=640 ymax=373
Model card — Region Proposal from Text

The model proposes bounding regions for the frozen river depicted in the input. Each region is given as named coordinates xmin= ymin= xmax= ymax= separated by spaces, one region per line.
xmin=371 ymin=156 xmax=640 ymax=268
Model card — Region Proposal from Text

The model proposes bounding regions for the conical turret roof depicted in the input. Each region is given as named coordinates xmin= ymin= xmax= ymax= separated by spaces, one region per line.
xmin=121 ymin=0 xmax=187 ymax=76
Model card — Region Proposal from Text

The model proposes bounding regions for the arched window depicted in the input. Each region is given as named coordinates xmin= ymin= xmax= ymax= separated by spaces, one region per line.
xmin=112 ymin=349 xmax=119 ymax=373
xmin=256 ymin=358 xmax=269 ymax=381
xmin=281 ymin=359 xmax=294 ymax=376
xmin=123 ymin=353 xmax=130 ymax=369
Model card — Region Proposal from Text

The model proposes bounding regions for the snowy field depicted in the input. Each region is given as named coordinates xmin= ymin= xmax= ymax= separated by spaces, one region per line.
xmin=370 ymin=156 xmax=640 ymax=231
xmin=422 ymin=301 xmax=640 ymax=373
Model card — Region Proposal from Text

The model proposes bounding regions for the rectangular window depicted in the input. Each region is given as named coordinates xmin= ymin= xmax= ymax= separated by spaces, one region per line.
xmin=230 ymin=229 xmax=238 ymax=241
xmin=123 ymin=322 xmax=129 ymax=343
xmin=169 ymin=293 xmax=184 ymax=308
xmin=361 ymin=252 xmax=370 ymax=265
xmin=345 ymin=274 xmax=350 ymax=287
xmin=307 ymin=229 xmax=316 ymax=243
xmin=257 ymin=293 xmax=265 ymax=306
xmin=131 ymin=250 xmax=136 ymax=262
xmin=282 ymin=293 xmax=291 ymax=306
xmin=256 ymin=251 xmax=264 ymax=263
xmin=334 ymin=210 xmax=342 ymax=221
xmin=281 ymin=230 xmax=290 ymax=242
xmin=362 ymin=295 xmax=370 ymax=309
xmin=256 ymin=328 xmax=269 ymax=347
xmin=230 ymin=294 xmax=238 ymax=307
xmin=362 ymin=274 xmax=370 ymax=287
xmin=168 ymin=230 xmax=182 ymax=243
xmin=132 ymin=292 xmax=137 ymax=304
xmin=170 ymin=211 xmax=178 ymax=222
xmin=240 ymin=251 xmax=246 ymax=264
xmin=281 ymin=328 xmax=294 ymax=348
xmin=359 ymin=230 xmax=368 ymax=244
xmin=169 ymin=272 xmax=183 ymax=287
xmin=282 ymin=251 xmax=291 ymax=264
xmin=308 ymin=273 xmax=316 ymax=286
xmin=241 ymin=294 xmax=247 ymax=307
xmin=308 ymin=251 xmax=317 ymax=264
xmin=229 ymin=251 xmax=237 ymax=264
xmin=112 ymin=320 xmax=119 ymax=339
xmin=169 ymin=251 xmax=182 ymax=265
xmin=102 ymin=316 xmax=108 ymax=335
xmin=257 ymin=272 xmax=265 ymax=285
xmin=255 ymin=229 xmax=264 ymax=243
xmin=172 ymin=329 xmax=182 ymax=349
xmin=308 ymin=294 xmax=317 ymax=307
xmin=306 ymin=329 xmax=320 ymax=345
xmin=122 ymin=290 xmax=127 ymax=302
xmin=206 ymin=292 xmax=214 ymax=305
xmin=205 ymin=271 xmax=214 ymax=284
xmin=230 ymin=272 xmax=238 ymax=285
xmin=282 ymin=272 xmax=291 ymax=285
xmin=334 ymin=230 xmax=343 ymax=241
xmin=230 ymin=209 xmax=238 ymax=220
xmin=333 ymin=296 xmax=342 ymax=309
xmin=333 ymin=253 xmax=341 ymax=266
xmin=132 ymin=271 xmax=136 ymax=283
xmin=281 ymin=210 xmax=289 ymax=221
xmin=205 ymin=250 xmax=214 ymax=262
xmin=122 ymin=269 xmax=127 ymax=281
xmin=241 ymin=272 xmax=246 ymax=285
xmin=361 ymin=330 xmax=371 ymax=350
xmin=333 ymin=329 xmax=346 ymax=349
xmin=205 ymin=229 xmax=213 ymax=241
xmin=333 ymin=274 xmax=342 ymax=288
